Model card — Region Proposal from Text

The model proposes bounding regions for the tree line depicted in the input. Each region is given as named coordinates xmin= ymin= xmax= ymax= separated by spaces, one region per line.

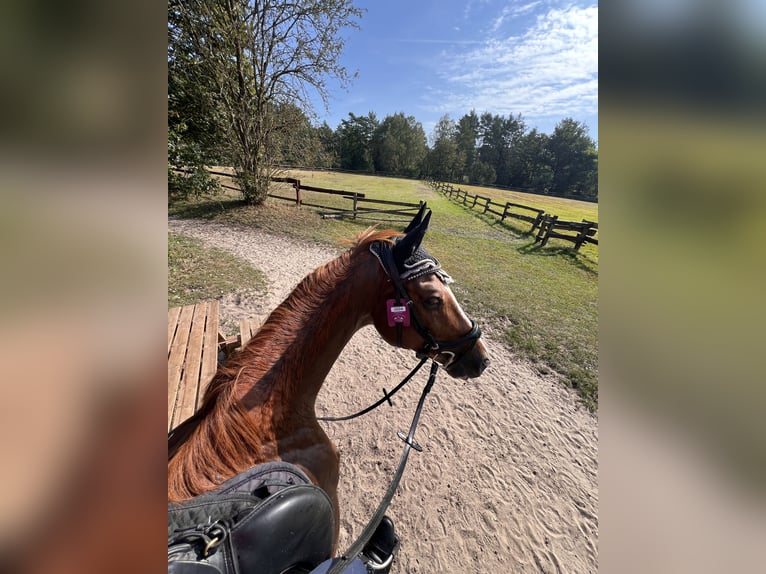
xmin=292 ymin=111 xmax=597 ymax=199
xmin=168 ymin=0 xmax=597 ymax=204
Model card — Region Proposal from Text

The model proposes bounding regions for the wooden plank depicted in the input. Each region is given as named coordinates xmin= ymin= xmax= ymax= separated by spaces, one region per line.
xmin=240 ymin=316 xmax=265 ymax=348
xmin=486 ymin=207 xmax=505 ymax=217
xmin=168 ymin=304 xmax=194 ymax=431
xmin=309 ymin=202 xmax=350 ymax=211
xmin=322 ymin=206 xmax=421 ymax=219
xmin=267 ymin=194 xmax=297 ymax=203
xmin=167 ymin=306 xmax=181 ymax=356
xmin=199 ymin=301 xmax=219 ymax=404
xmin=550 ymin=221 xmax=589 ymax=231
xmin=299 ymin=184 xmax=366 ymax=198
xmin=174 ymin=302 xmax=208 ymax=427
xmin=239 ymin=317 xmax=253 ymax=347
xmin=343 ymin=196 xmax=421 ymax=208
xmin=351 ymin=206 xmax=421 ymax=214
xmin=546 ymin=230 xmax=578 ymax=242
xmin=505 ymin=212 xmax=537 ymax=224
xmin=504 ymin=201 xmax=544 ymax=214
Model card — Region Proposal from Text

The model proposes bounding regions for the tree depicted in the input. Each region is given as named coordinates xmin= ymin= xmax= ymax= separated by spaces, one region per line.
xmin=274 ymin=104 xmax=328 ymax=167
xmin=426 ymin=115 xmax=461 ymax=181
xmin=336 ymin=112 xmax=378 ymax=172
xmin=314 ymin=122 xmax=339 ymax=168
xmin=547 ymin=118 xmax=598 ymax=198
xmin=168 ymin=4 xmax=226 ymax=201
xmin=168 ymin=0 xmax=361 ymax=204
xmin=370 ymin=113 xmax=428 ymax=177
xmin=477 ymin=112 xmax=525 ymax=187
xmin=455 ymin=111 xmax=479 ymax=182
xmin=516 ymin=129 xmax=554 ymax=193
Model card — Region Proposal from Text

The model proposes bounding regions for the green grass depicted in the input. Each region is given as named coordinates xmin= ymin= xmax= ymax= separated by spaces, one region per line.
xmin=169 ymin=170 xmax=598 ymax=409
xmin=168 ymin=233 xmax=267 ymax=308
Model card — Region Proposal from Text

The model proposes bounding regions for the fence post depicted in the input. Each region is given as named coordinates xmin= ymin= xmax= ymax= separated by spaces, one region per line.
xmin=573 ymin=224 xmax=587 ymax=250
xmin=574 ymin=220 xmax=595 ymax=250
xmin=535 ymin=215 xmax=548 ymax=243
xmin=530 ymin=212 xmax=543 ymax=232
xmin=352 ymin=193 xmax=358 ymax=219
xmin=295 ymin=179 xmax=301 ymax=206
xmin=540 ymin=215 xmax=557 ymax=246
xmin=501 ymin=203 xmax=510 ymax=221
xmin=472 ymin=195 xmax=478 ymax=208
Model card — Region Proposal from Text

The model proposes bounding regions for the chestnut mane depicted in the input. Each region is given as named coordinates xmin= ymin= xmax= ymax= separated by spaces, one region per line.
xmin=168 ymin=227 xmax=400 ymax=502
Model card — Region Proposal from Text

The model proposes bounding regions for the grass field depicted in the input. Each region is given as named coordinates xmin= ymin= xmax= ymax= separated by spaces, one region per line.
xmin=169 ymin=170 xmax=598 ymax=409
xmin=168 ymin=233 xmax=267 ymax=308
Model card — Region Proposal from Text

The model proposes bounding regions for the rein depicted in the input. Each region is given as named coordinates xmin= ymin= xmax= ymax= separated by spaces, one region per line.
xmin=317 ymin=356 xmax=428 ymax=422
xmin=326 ymin=361 xmax=441 ymax=574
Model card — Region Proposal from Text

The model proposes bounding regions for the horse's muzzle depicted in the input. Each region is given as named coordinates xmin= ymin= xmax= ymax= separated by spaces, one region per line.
xmin=444 ymin=340 xmax=490 ymax=380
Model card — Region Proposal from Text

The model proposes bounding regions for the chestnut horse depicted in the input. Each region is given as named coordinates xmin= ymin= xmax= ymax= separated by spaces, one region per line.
xmin=167 ymin=205 xmax=489 ymax=548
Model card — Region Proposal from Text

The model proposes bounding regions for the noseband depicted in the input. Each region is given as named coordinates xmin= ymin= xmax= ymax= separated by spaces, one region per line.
xmin=375 ymin=240 xmax=482 ymax=366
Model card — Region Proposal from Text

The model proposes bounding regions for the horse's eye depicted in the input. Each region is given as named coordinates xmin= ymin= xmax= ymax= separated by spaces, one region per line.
xmin=424 ymin=296 xmax=442 ymax=309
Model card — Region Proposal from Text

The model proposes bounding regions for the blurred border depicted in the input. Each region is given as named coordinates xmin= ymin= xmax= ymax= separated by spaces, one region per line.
xmin=601 ymin=0 xmax=766 ymax=572
xmin=0 ymin=1 xmax=168 ymax=572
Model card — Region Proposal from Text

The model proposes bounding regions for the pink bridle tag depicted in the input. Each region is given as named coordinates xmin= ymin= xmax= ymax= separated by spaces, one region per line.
xmin=386 ymin=299 xmax=411 ymax=327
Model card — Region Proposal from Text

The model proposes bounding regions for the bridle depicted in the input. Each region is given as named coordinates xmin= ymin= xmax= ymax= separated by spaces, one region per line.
xmin=317 ymin=240 xmax=482 ymax=425
xmin=377 ymin=239 xmax=482 ymax=368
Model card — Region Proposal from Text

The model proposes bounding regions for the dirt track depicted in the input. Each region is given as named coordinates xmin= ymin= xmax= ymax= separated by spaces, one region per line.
xmin=169 ymin=217 xmax=598 ymax=573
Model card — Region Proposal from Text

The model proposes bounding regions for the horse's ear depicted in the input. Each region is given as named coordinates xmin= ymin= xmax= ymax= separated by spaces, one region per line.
xmin=393 ymin=209 xmax=431 ymax=270
xmin=403 ymin=202 xmax=428 ymax=233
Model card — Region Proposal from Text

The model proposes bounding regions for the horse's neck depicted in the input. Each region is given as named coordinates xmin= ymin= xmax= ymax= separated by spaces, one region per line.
xmin=236 ymin=254 xmax=380 ymax=414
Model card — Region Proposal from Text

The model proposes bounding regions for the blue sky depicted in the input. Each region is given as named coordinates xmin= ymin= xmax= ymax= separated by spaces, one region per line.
xmin=311 ymin=0 xmax=598 ymax=142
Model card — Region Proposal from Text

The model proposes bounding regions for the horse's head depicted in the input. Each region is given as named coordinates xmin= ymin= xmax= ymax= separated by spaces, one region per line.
xmin=370 ymin=205 xmax=490 ymax=380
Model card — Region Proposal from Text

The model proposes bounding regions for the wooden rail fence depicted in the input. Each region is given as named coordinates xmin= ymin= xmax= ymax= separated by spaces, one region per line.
xmin=183 ymin=167 xmax=422 ymax=222
xmin=428 ymin=180 xmax=598 ymax=251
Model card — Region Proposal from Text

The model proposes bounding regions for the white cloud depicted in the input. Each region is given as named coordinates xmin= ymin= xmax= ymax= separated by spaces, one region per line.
xmin=490 ymin=1 xmax=543 ymax=33
xmin=431 ymin=4 xmax=598 ymax=125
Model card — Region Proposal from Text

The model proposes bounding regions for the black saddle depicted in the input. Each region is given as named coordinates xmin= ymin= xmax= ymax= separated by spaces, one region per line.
xmin=168 ymin=462 xmax=335 ymax=574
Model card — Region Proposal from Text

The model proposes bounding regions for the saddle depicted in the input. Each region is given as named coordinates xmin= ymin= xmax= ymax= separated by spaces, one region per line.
xmin=168 ymin=461 xmax=335 ymax=574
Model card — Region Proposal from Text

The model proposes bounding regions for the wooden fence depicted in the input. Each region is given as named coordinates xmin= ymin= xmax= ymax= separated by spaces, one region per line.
xmin=174 ymin=168 xmax=597 ymax=247
xmin=193 ymin=168 xmax=421 ymax=222
xmin=319 ymin=197 xmax=424 ymax=221
xmin=534 ymin=215 xmax=599 ymax=249
xmin=429 ymin=180 xmax=598 ymax=251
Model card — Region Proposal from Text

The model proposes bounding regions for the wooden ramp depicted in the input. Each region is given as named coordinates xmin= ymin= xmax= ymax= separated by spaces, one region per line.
xmin=167 ymin=301 xmax=221 ymax=431
xmin=167 ymin=305 xmax=269 ymax=431
xmin=239 ymin=315 xmax=266 ymax=348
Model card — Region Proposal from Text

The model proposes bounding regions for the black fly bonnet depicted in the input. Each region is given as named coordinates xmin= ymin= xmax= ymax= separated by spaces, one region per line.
xmin=369 ymin=205 xmax=481 ymax=364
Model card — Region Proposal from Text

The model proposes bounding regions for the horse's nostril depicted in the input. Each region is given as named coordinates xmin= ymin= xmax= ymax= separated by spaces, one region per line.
xmin=479 ymin=357 xmax=490 ymax=373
